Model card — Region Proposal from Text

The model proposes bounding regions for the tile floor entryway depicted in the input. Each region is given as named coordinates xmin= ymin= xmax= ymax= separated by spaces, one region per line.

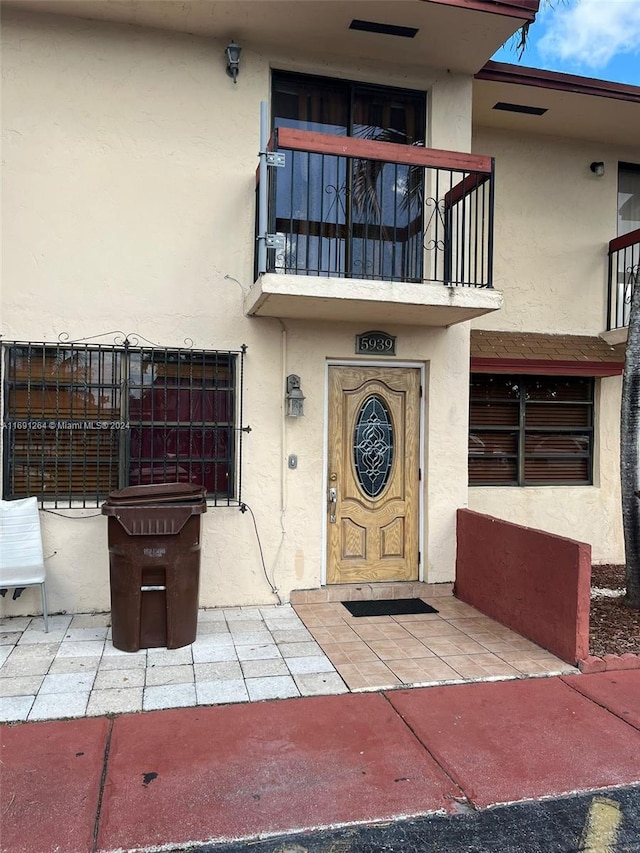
xmin=290 ymin=582 xmax=578 ymax=690
xmin=0 ymin=586 xmax=577 ymax=723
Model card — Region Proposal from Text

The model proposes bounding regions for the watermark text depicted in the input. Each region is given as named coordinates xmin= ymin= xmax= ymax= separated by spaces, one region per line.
xmin=4 ymin=420 xmax=130 ymax=430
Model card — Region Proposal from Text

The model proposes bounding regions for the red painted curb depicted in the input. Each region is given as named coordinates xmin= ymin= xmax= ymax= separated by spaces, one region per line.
xmin=578 ymin=653 xmax=640 ymax=673
xmin=578 ymin=656 xmax=607 ymax=673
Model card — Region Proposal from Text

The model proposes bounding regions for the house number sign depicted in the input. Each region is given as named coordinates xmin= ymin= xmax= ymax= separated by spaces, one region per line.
xmin=355 ymin=330 xmax=396 ymax=355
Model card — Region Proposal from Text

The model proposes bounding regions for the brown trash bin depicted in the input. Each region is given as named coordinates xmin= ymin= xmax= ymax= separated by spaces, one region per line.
xmin=102 ymin=483 xmax=207 ymax=652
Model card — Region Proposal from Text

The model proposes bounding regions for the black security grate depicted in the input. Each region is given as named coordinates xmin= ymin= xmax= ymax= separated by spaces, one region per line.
xmin=2 ymin=340 xmax=247 ymax=508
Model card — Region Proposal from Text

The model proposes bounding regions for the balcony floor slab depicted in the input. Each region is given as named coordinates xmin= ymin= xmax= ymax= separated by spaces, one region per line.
xmin=246 ymin=273 xmax=503 ymax=327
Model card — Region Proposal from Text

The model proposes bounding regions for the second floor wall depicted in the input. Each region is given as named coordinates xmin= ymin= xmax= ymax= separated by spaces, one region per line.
xmin=2 ymin=6 xmax=638 ymax=343
xmin=2 ymin=6 xmax=477 ymax=343
xmin=472 ymin=126 xmax=639 ymax=336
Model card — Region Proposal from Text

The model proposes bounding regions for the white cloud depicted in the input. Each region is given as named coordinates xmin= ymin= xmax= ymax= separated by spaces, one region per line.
xmin=537 ymin=0 xmax=640 ymax=69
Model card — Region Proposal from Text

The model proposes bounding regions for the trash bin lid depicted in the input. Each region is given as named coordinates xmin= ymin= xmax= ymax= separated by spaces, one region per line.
xmin=103 ymin=482 xmax=207 ymax=507
xmin=102 ymin=501 xmax=206 ymax=529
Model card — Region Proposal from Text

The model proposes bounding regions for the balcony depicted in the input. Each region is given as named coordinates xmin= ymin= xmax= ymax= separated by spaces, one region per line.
xmin=245 ymin=128 xmax=502 ymax=327
xmin=602 ymin=229 xmax=640 ymax=346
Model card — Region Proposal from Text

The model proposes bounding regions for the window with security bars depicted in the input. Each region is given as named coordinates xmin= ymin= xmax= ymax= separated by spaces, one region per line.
xmin=469 ymin=374 xmax=594 ymax=486
xmin=2 ymin=342 xmax=245 ymax=507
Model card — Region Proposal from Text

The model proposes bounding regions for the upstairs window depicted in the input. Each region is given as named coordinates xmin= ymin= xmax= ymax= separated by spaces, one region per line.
xmin=469 ymin=374 xmax=594 ymax=486
xmin=2 ymin=342 xmax=245 ymax=508
xmin=270 ymin=71 xmax=426 ymax=282
xmin=611 ymin=163 xmax=640 ymax=328
xmin=618 ymin=162 xmax=640 ymax=237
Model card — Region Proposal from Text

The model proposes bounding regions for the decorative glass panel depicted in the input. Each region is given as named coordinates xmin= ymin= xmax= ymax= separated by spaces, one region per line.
xmin=353 ymin=394 xmax=394 ymax=498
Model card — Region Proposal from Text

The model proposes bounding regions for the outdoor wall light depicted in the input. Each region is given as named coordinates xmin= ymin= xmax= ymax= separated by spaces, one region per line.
xmin=285 ymin=374 xmax=305 ymax=418
xmin=225 ymin=40 xmax=242 ymax=83
xmin=590 ymin=161 xmax=605 ymax=177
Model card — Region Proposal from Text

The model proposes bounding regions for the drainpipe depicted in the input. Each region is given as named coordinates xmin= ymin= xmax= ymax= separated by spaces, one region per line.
xmin=280 ymin=320 xmax=287 ymax=516
xmin=257 ymin=101 xmax=269 ymax=276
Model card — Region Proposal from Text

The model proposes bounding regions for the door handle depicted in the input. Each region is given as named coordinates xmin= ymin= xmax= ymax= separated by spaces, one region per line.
xmin=328 ymin=486 xmax=337 ymax=523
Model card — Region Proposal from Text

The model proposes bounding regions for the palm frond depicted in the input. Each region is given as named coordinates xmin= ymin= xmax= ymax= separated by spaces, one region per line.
xmin=350 ymin=125 xmax=425 ymax=221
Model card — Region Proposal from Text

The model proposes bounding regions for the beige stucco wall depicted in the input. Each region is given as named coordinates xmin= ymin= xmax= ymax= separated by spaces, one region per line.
xmin=468 ymin=127 xmax=630 ymax=563
xmin=473 ymin=127 xmax=640 ymax=335
xmin=1 ymin=8 xmax=473 ymax=617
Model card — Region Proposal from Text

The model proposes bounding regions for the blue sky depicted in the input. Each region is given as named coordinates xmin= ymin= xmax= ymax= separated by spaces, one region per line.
xmin=492 ymin=0 xmax=640 ymax=86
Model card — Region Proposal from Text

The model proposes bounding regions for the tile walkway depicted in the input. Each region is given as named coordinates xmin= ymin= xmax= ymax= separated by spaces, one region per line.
xmin=0 ymin=590 xmax=577 ymax=723
xmin=291 ymin=584 xmax=577 ymax=690
xmin=0 ymin=605 xmax=347 ymax=723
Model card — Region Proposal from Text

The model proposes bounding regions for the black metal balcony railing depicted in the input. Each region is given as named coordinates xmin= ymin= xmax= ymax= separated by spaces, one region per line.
xmin=607 ymin=228 xmax=640 ymax=330
xmin=256 ymin=128 xmax=495 ymax=289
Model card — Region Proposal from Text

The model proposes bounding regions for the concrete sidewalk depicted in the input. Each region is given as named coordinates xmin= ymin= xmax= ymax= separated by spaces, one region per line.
xmin=2 ymin=670 xmax=640 ymax=853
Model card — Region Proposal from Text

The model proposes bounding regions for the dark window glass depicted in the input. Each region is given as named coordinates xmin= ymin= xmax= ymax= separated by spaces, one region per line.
xmin=270 ymin=71 xmax=425 ymax=282
xmin=469 ymin=374 xmax=594 ymax=486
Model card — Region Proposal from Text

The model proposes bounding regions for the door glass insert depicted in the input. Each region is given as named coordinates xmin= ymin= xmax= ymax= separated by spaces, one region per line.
xmin=353 ymin=394 xmax=394 ymax=497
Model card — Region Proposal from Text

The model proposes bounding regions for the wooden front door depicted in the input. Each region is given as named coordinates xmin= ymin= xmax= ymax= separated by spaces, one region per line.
xmin=326 ymin=366 xmax=421 ymax=584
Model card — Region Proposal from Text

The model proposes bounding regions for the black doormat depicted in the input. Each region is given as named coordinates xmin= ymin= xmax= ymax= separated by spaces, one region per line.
xmin=342 ymin=598 xmax=439 ymax=617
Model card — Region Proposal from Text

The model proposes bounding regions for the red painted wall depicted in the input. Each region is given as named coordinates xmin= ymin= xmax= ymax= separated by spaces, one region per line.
xmin=456 ymin=509 xmax=591 ymax=664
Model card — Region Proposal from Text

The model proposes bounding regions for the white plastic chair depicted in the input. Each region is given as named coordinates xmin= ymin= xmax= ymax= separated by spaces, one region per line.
xmin=0 ymin=497 xmax=48 ymax=631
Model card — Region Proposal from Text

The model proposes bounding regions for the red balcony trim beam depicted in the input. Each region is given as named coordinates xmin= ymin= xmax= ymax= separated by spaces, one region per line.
xmin=609 ymin=228 xmax=640 ymax=254
xmin=444 ymin=172 xmax=492 ymax=208
xmin=276 ymin=128 xmax=492 ymax=174
xmin=420 ymin=0 xmax=538 ymax=21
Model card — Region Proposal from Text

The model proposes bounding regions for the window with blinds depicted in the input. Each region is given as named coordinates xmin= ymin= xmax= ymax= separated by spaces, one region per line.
xmin=469 ymin=374 xmax=594 ymax=486
xmin=2 ymin=342 xmax=244 ymax=507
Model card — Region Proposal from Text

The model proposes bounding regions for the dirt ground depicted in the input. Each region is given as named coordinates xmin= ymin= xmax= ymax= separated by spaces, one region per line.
xmin=589 ymin=564 xmax=640 ymax=657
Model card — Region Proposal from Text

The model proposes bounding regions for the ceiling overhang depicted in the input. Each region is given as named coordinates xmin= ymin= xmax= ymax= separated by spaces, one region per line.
xmin=473 ymin=61 xmax=640 ymax=148
xmin=2 ymin=0 xmax=537 ymax=75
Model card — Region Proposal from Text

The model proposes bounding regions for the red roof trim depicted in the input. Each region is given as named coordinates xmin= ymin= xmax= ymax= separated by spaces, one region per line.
xmin=420 ymin=0 xmax=538 ymax=23
xmin=471 ymin=357 xmax=623 ymax=377
xmin=476 ymin=61 xmax=640 ymax=104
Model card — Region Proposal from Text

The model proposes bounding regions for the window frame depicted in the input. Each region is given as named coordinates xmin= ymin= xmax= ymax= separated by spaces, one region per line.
xmin=468 ymin=373 xmax=595 ymax=487
xmin=1 ymin=341 xmax=246 ymax=508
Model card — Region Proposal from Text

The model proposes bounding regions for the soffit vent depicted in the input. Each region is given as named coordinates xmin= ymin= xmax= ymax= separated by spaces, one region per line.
xmin=349 ymin=19 xmax=419 ymax=38
xmin=493 ymin=102 xmax=548 ymax=116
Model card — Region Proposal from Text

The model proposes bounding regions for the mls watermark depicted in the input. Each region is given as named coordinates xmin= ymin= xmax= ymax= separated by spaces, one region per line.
xmin=4 ymin=420 xmax=130 ymax=430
